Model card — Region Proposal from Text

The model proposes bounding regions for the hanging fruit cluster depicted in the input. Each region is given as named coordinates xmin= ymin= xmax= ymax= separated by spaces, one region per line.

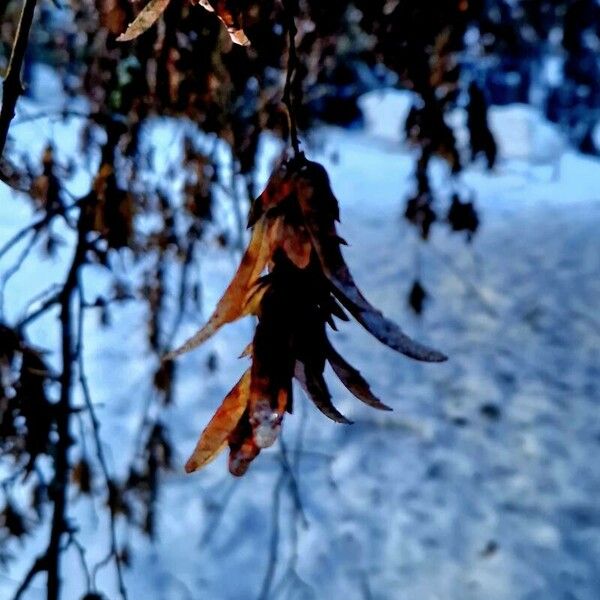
xmin=168 ymin=154 xmax=446 ymax=476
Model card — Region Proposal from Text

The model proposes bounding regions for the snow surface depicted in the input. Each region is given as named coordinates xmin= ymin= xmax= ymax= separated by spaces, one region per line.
xmin=1 ymin=84 xmax=599 ymax=599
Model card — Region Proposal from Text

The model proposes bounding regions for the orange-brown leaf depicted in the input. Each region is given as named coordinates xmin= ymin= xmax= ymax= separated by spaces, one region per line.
xmin=265 ymin=215 xmax=312 ymax=269
xmin=117 ymin=0 xmax=171 ymax=42
xmin=166 ymin=216 xmax=269 ymax=359
xmin=281 ymin=223 xmax=312 ymax=269
xmin=185 ymin=370 xmax=251 ymax=473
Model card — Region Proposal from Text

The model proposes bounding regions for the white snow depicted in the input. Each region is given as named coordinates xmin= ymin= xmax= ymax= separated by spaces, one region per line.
xmin=0 ymin=82 xmax=599 ymax=600
xmin=357 ymin=89 xmax=417 ymax=144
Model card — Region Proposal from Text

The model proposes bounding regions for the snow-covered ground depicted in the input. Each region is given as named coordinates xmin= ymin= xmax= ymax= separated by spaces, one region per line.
xmin=1 ymin=85 xmax=599 ymax=599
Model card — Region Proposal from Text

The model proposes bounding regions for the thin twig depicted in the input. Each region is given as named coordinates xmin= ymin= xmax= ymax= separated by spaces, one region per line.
xmin=257 ymin=471 xmax=286 ymax=600
xmin=11 ymin=554 xmax=47 ymax=600
xmin=66 ymin=532 xmax=92 ymax=593
xmin=45 ymin=204 xmax=89 ymax=600
xmin=282 ymin=0 xmax=301 ymax=156
xmin=76 ymin=283 xmax=129 ymax=600
xmin=279 ymin=438 xmax=308 ymax=528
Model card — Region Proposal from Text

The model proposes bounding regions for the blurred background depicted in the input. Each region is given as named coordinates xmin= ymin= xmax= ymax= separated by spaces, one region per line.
xmin=0 ymin=1 xmax=599 ymax=599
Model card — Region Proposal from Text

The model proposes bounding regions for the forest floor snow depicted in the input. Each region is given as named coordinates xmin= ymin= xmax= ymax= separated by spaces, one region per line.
xmin=0 ymin=86 xmax=599 ymax=600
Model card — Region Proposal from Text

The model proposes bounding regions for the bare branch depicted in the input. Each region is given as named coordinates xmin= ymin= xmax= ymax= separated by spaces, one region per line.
xmin=0 ymin=0 xmax=39 ymax=158
xmin=76 ymin=283 xmax=129 ymax=600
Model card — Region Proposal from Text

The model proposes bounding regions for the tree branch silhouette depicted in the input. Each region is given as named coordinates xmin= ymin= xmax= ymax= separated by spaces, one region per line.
xmin=0 ymin=0 xmax=38 ymax=158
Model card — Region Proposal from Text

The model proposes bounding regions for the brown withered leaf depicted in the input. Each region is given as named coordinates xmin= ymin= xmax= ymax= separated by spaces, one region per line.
xmin=185 ymin=370 xmax=251 ymax=473
xmin=166 ymin=216 xmax=270 ymax=359
xmin=326 ymin=340 xmax=392 ymax=412
xmin=266 ymin=216 xmax=312 ymax=270
xmin=197 ymin=0 xmax=250 ymax=46
xmin=294 ymin=362 xmax=353 ymax=425
xmin=295 ymin=162 xmax=447 ymax=363
xmin=281 ymin=222 xmax=312 ymax=269
xmin=117 ymin=0 xmax=171 ymax=42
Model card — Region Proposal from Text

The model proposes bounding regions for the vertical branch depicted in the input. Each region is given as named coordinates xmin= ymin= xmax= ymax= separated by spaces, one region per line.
xmin=0 ymin=0 xmax=38 ymax=158
xmin=282 ymin=0 xmax=301 ymax=156
xmin=46 ymin=206 xmax=88 ymax=600
xmin=76 ymin=285 xmax=129 ymax=600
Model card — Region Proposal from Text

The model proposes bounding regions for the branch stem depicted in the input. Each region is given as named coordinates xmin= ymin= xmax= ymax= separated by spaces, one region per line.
xmin=0 ymin=0 xmax=38 ymax=158
xmin=282 ymin=0 xmax=301 ymax=156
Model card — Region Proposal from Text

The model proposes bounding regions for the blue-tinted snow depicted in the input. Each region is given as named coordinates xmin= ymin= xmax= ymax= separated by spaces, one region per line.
xmin=0 ymin=84 xmax=599 ymax=599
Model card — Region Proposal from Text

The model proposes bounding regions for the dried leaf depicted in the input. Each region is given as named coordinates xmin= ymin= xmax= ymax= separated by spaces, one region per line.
xmin=266 ymin=216 xmax=312 ymax=270
xmin=117 ymin=0 xmax=171 ymax=42
xmin=281 ymin=222 xmax=312 ymax=269
xmin=296 ymin=162 xmax=447 ymax=363
xmin=196 ymin=0 xmax=250 ymax=46
xmin=185 ymin=370 xmax=251 ymax=473
xmin=326 ymin=341 xmax=392 ymax=412
xmin=294 ymin=362 xmax=352 ymax=424
xmin=166 ymin=216 xmax=269 ymax=359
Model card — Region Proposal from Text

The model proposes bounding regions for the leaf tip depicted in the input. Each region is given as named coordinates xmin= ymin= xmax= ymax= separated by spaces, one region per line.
xmin=429 ymin=350 xmax=448 ymax=363
xmin=184 ymin=459 xmax=199 ymax=474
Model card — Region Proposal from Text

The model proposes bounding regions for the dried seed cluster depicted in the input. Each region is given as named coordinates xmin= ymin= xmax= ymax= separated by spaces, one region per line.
xmin=168 ymin=156 xmax=446 ymax=476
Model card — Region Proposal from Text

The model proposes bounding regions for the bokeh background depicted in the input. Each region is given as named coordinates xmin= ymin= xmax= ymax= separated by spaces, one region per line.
xmin=1 ymin=1 xmax=599 ymax=599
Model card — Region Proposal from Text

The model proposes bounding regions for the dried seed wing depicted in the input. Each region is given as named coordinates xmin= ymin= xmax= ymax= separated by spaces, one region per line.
xmin=166 ymin=217 xmax=269 ymax=359
xmin=185 ymin=370 xmax=251 ymax=473
xmin=329 ymin=259 xmax=447 ymax=363
xmin=117 ymin=0 xmax=171 ymax=42
xmin=294 ymin=362 xmax=353 ymax=425
xmin=296 ymin=177 xmax=446 ymax=363
xmin=326 ymin=341 xmax=393 ymax=411
xmin=242 ymin=280 xmax=270 ymax=316
xmin=281 ymin=223 xmax=312 ymax=270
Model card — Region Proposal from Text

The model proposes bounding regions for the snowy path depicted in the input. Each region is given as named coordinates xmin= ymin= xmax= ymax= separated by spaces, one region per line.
xmin=1 ymin=105 xmax=599 ymax=599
